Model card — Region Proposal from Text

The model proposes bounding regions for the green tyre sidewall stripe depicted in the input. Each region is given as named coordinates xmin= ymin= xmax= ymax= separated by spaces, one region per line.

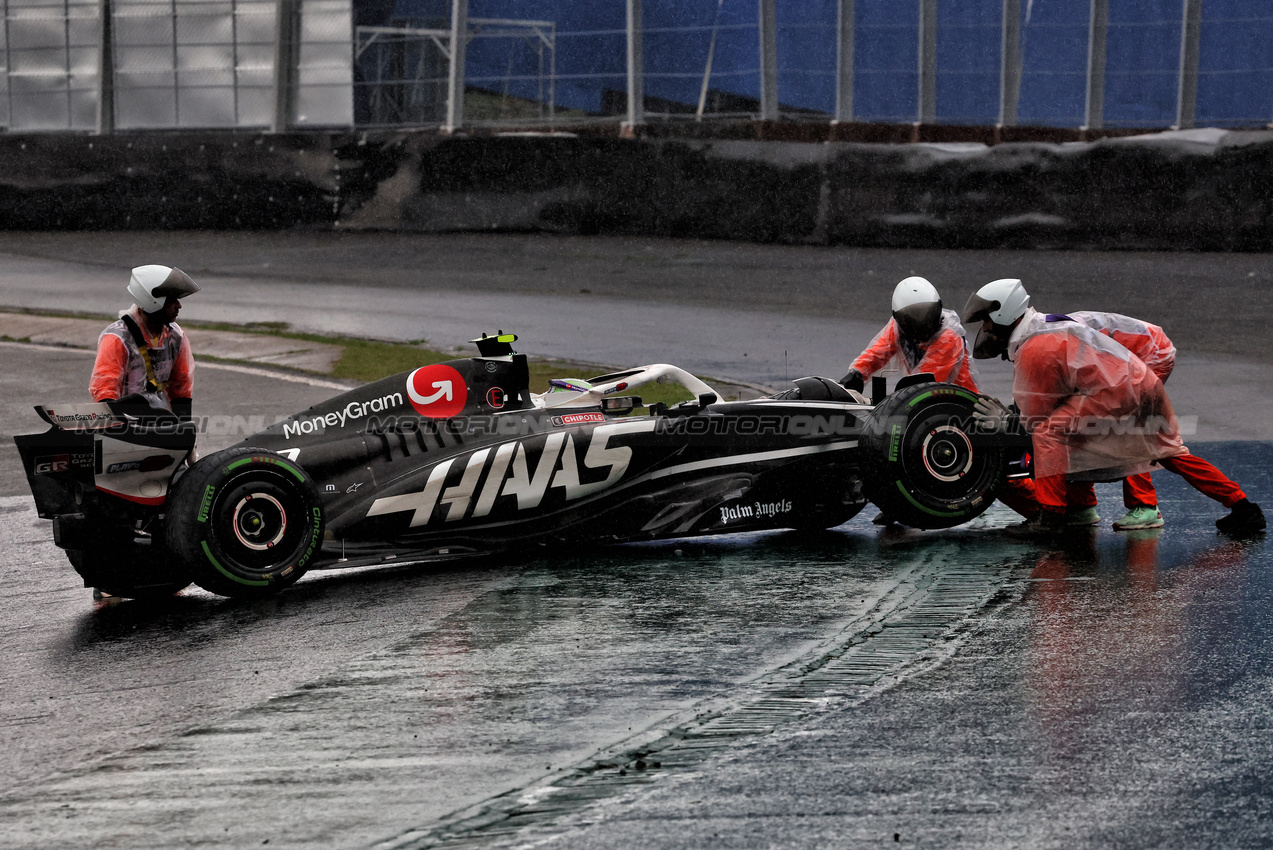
xmin=166 ymin=446 xmax=322 ymax=598
xmin=894 ymin=480 xmax=964 ymax=518
xmin=225 ymin=456 xmax=307 ymax=483
xmin=201 ymin=540 xmax=270 ymax=587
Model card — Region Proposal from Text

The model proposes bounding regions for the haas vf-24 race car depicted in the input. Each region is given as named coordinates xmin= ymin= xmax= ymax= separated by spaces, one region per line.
xmin=15 ymin=333 xmax=1028 ymax=599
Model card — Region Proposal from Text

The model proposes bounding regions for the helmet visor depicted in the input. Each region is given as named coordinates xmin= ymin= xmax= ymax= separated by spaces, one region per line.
xmin=962 ymin=293 xmax=1000 ymax=325
xmin=893 ymin=301 xmax=942 ymax=342
xmin=152 ymin=267 xmax=200 ymax=301
xmin=972 ymin=322 xmax=1014 ymax=360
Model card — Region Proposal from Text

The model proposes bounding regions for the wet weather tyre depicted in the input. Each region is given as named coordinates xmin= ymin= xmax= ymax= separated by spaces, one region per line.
xmin=164 ymin=446 xmax=324 ymax=598
xmin=860 ymin=382 xmax=1006 ymax=530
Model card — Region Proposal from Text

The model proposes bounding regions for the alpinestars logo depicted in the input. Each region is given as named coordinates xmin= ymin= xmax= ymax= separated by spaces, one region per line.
xmin=366 ymin=420 xmax=657 ymax=527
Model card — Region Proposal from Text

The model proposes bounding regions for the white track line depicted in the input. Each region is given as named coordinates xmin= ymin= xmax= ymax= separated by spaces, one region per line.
xmin=0 ymin=340 xmax=351 ymax=390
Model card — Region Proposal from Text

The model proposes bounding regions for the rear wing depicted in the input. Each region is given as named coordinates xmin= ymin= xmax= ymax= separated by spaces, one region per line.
xmin=34 ymin=402 xmax=127 ymax=430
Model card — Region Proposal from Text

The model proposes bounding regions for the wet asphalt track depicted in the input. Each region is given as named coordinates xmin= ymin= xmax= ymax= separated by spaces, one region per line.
xmin=1 ymin=234 xmax=1272 ymax=848
xmin=2 ymin=457 xmax=1270 ymax=849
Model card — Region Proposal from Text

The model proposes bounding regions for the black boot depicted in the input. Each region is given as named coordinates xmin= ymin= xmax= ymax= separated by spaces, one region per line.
xmin=1006 ymin=510 xmax=1067 ymax=539
xmin=1216 ymin=499 xmax=1266 ymax=535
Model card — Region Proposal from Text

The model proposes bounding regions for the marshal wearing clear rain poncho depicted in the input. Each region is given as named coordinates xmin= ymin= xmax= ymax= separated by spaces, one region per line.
xmin=850 ymin=308 xmax=978 ymax=391
xmin=1063 ymin=310 xmax=1179 ymax=514
xmin=1068 ymin=310 xmax=1176 ymax=381
xmin=966 ymin=278 xmax=1259 ymax=534
xmin=1007 ymin=307 xmax=1187 ymax=480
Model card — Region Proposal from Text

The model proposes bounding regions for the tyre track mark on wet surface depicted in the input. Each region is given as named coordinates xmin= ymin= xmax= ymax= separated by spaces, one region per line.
xmin=375 ymin=549 xmax=1026 ymax=850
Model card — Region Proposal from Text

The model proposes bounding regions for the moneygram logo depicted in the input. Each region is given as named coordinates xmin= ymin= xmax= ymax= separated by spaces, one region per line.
xmin=407 ymin=365 xmax=467 ymax=418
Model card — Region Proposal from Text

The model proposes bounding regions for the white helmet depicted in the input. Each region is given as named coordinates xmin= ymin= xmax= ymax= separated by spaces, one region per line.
xmin=963 ymin=278 xmax=1031 ymax=360
xmin=962 ymin=278 xmax=1030 ymax=326
xmin=890 ymin=276 xmax=943 ymax=342
xmin=128 ymin=265 xmax=200 ymax=313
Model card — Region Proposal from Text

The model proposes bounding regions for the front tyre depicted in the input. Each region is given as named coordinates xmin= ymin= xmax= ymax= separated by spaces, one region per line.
xmin=860 ymin=382 xmax=1006 ymax=530
xmin=165 ymin=447 xmax=324 ymax=598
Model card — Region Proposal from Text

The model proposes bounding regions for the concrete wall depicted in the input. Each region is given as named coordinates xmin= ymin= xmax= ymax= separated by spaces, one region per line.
xmin=1 ymin=127 xmax=1270 ymax=251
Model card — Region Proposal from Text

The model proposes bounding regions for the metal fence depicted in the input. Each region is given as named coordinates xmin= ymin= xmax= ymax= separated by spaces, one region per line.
xmin=1 ymin=0 xmax=1272 ymax=134
xmin=360 ymin=0 xmax=1273 ymax=133
xmin=1 ymin=0 xmax=99 ymax=130
xmin=0 ymin=0 xmax=350 ymax=131
xmin=353 ymin=16 xmax=556 ymax=126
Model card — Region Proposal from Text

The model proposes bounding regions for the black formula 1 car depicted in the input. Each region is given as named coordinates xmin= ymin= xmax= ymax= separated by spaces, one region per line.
xmin=15 ymin=333 xmax=1029 ymax=599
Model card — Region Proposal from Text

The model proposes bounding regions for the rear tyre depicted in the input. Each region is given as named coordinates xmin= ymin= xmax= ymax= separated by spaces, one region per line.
xmin=860 ymin=382 xmax=1006 ymax=530
xmin=165 ymin=447 xmax=324 ymax=598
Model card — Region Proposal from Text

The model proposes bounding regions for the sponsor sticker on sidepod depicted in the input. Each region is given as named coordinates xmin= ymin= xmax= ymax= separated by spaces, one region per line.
xmin=407 ymin=365 xmax=467 ymax=418
xmin=282 ymin=391 xmax=405 ymax=439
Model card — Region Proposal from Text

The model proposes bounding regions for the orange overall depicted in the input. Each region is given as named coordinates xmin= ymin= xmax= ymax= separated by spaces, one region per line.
xmin=851 ymin=309 xmax=978 ymax=391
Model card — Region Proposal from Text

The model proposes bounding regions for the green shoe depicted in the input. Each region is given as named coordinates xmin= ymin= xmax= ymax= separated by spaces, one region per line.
xmin=1066 ymin=506 xmax=1101 ymax=526
xmin=1113 ymin=506 xmax=1164 ymax=530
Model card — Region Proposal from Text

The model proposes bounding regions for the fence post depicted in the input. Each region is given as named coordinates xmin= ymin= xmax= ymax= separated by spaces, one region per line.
xmin=1176 ymin=0 xmax=1201 ymax=129
xmin=445 ymin=0 xmax=467 ymax=133
xmin=835 ymin=0 xmax=854 ymax=122
xmin=918 ymin=0 xmax=937 ymax=124
xmin=1084 ymin=0 xmax=1107 ymax=130
xmin=758 ymin=0 xmax=777 ymax=120
xmin=999 ymin=0 xmax=1020 ymax=127
xmin=625 ymin=0 xmax=643 ymax=129
xmin=271 ymin=0 xmax=299 ymax=133
xmin=96 ymin=0 xmax=114 ymax=134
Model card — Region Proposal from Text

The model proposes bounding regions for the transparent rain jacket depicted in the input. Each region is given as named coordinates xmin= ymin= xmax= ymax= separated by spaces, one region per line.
xmin=851 ymin=309 xmax=978 ymax=391
xmin=1067 ymin=310 xmax=1176 ymax=382
xmin=1008 ymin=308 xmax=1186 ymax=479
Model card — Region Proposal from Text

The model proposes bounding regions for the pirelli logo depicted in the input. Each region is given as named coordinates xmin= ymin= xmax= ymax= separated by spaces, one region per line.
xmin=888 ymin=423 xmax=904 ymax=462
xmin=197 ymin=484 xmax=216 ymax=523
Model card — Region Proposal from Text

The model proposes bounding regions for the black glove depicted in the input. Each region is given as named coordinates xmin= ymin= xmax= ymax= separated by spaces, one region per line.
xmin=840 ymin=369 xmax=865 ymax=392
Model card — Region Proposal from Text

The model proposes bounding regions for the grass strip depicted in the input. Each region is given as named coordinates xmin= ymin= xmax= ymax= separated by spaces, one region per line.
xmin=1 ymin=308 xmax=742 ymax=404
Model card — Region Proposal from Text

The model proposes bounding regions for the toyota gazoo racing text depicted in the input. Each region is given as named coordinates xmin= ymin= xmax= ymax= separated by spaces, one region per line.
xmin=14 ymin=333 xmax=1029 ymax=599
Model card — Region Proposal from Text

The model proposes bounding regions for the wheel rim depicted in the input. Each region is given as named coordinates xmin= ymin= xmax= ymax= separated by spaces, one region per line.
xmin=901 ymin=405 xmax=994 ymax=502
xmin=210 ymin=471 xmax=308 ymax=577
xmin=920 ymin=425 xmax=974 ymax=483
xmin=231 ymin=492 xmax=288 ymax=551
